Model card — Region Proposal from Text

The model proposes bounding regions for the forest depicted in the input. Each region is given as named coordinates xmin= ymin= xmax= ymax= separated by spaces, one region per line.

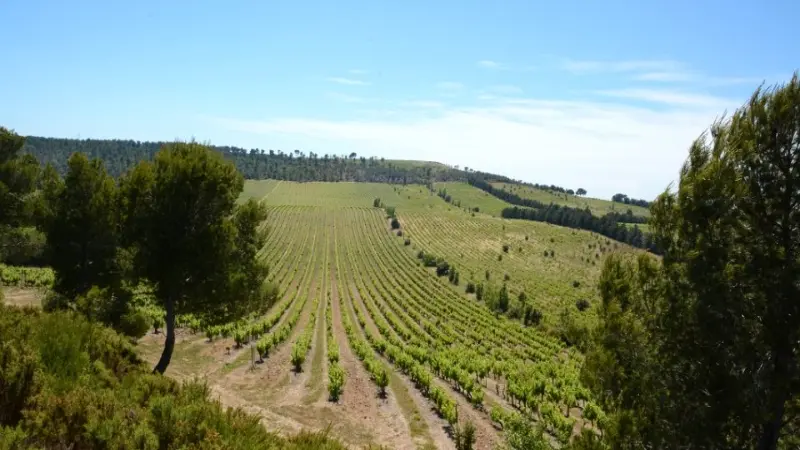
xmin=22 ymin=136 xmax=468 ymax=184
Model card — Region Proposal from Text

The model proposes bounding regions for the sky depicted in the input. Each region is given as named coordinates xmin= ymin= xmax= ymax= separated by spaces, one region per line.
xmin=1 ymin=0 xmax=797 ymax=199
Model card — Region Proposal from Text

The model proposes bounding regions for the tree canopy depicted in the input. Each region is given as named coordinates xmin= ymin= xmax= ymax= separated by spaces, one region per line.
xmin=581 ymin=73 xmax=800 ymax=449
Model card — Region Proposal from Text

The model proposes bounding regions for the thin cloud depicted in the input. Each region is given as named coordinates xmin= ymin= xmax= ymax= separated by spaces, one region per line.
xmin=563 ymin=59 xmax=684 ymax=74
xmin=595 ymin=88 xmax=733 ymax=108
xmin=326 ymin=92 xmax=371 ymax=103
xmin=633 ymin=71 xmax=695 ymax=82
xmin=326 ymin=77 xmax=370 ymax=86
xmin=401 ymin=100 xmax=444 ymax=108
xmin=478 ymin=60 xmax=504 ymax=69
xmin=348 ymin=69 xmax=368 ymax=75
xmin=436 ymin=81 xmax=465 ymax=90
xmin=211 ymin=91 xmax=745 ymax=199
xmin=488 ymin=85 xmax=524 ymax=95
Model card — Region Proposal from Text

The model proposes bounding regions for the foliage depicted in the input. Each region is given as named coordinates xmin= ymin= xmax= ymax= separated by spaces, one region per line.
xmin=0 ymin=303 xmax=347 ymax=449
xmin=581 ymin=74 xmax=800 ymax=449
xmin=118 ymin=142 xmax=269 ymax=374
xmin=455 ymin=421 xmax=476 ymax=450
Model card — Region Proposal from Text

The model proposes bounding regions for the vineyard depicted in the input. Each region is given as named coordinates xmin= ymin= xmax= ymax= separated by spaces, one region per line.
xmin=130 ymin=180 xmax=628 ymax=449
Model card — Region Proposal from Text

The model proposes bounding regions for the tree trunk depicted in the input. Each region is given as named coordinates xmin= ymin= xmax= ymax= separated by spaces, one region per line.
xmin=153 ymin=298 xmax=175 ymax=375
xmin=757 ymin=348 xmax=791 ymax=450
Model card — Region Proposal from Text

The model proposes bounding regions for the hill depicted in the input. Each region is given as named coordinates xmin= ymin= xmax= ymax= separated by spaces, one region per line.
xmin=491 ymin=182 xmax=650 ymax=218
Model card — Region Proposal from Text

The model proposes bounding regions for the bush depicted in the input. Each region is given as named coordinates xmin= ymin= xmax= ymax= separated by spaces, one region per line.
xmin=497 ymin=254 xmax=503 ymax=261
xmin=404 ymin=238 xmax=411 ymax=246
xmin=0 ymin=227 xmax=47 ymax=266
xmin=119 ymin=308 xmax=150 ymax=339
xmin=417 ymin=250 xmax=424 ymax=259
xmin=523 ymin=306 xmax=542 ymax=327
xmin=504 ymin=273 xmax=510 ymax=281
xmin=455 ymin=420 xmax=477 ymax=450
xmin=465 ymin=282 xmax=476 ymax=294
xmin=502 ymin=244 xmax=510 ymax=253
xmin=575 ymin=299 xmax=591 ymax=311
xmin=396 ymin=229 xmax=403 ymax=237
xmin=436 ymin=260 xmax=450 ymax=277
xmin=572 ymin=280 xmax=581 ymax=288
xmin=390 ymin=218 xmax=401 ymax=229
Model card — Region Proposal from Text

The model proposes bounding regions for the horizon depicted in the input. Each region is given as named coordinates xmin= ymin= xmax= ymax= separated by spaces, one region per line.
xmin=2 ymin=0 xmax=797 ymax=199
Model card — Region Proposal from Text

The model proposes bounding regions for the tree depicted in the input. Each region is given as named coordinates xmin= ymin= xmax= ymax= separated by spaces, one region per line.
xmin=121 ymin=142 xmax=265 ymax=374
xmin=44 ymin=153 xmax=120 ymax=299
xmin=0 ymin=128 xmax=41 ymax=263
xmin=576 ymin=188 xmax=587 ymax=196
xmin=583 ymin=74 xmax=800 ymax=449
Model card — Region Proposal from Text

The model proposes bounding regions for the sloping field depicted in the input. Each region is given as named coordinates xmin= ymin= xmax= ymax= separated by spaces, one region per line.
xmin=398 ymin=209 xmax=642 ymax=325
xmin=137 ymin=180 xmax=610 ymax=448
xmin=491 ymin=182 xmax=650 ymax=217
xmin=433 ymin=182 xmax=512 ymax=217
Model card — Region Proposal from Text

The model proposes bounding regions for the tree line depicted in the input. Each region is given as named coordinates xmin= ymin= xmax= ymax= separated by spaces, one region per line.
xmin=22 ymin=136 xmax=470 ymax=184
xmin=500 ymin=206 xmax=656 ymax=253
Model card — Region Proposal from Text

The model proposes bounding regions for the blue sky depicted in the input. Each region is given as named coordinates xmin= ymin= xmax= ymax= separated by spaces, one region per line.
xmin=2 ymin=0 xmax=797 ymax=199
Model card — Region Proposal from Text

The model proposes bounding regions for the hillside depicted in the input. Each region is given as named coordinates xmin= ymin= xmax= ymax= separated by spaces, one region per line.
xmin=491 ymin=182 xmax=650 ymax=218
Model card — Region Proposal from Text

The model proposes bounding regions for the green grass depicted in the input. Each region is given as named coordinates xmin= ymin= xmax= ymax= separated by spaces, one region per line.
xmin=623 ymin=222 xmax=651 ymax=233
xmin=492 ymin=182 xmax=651 ymax=217
xmin=433 ymin=181 xmax=512 ymax=216
xmin=237 ymin=179 xmax=281 ymax=204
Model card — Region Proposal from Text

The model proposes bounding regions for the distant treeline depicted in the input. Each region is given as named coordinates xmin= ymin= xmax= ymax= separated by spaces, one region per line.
xmin=501 ymin=206 xmax=658 ymax=253
xmin=467 ymin=177 xmax=657 ymax=252
xmin=22 ymin=136 xmax=469 ymax=184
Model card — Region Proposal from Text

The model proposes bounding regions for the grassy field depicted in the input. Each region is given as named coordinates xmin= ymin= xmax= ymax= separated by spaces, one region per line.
xmin=433 ymin=182 xmax=512 ymax=217
xmin=492 ymin=182 xmax=651 ymax=217
xmin=138 ymin=179 xmax=617 ymax=448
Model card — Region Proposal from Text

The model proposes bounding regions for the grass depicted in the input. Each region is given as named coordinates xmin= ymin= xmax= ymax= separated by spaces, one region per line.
xmin=434 ymin=181 xmax=512 ymax=216
xmin=492 ymin=181 xmax=651 ymax=217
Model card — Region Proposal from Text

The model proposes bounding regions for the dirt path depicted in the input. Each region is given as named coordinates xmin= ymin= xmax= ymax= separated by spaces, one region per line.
xmin=347 ymin=258 xmax=499 ymax=450
xmin=328 ymin=269 xmax=419 ymax=449
xmin=343 ymin=274 xmax=454 ymax=450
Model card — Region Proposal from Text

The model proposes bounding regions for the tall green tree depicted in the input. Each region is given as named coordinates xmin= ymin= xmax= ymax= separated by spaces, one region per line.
xmin=44 ymin=153 xmax=119 ymax=298
xmin=0 ymin=127 xmax=41 ymax=262
xmin=584 ymin=74 xmax=800 ymax=449
xmin=121 ymin=142 xmax=266 ymax=374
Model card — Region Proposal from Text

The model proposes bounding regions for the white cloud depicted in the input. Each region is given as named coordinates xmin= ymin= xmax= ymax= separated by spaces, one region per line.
xmin=488 ymin=85 xmax=524 ymax=95
xmin=594 ymin=88 xmax=733 ymax=108
xmin=563 ymin=59 xmax=683 ymax=74
xmin=348 ymin=69 xmax=367 ymax=75
xmin=211 ymin=89 xmax=745 ymax=199
xmin=326 ymin=77 xmax=369 ymax=86
xmin=478 ymin=60 xmax=504 ymax=69
xmin=401 ymin=100 xmax=444 ymax=108
xmin=326 ymin=92 xmax=371 ymax=103
xmin=633 ymin=71 xmax=695 ymax=82
xmin=436 ymin=81 xmax=465 ymax=90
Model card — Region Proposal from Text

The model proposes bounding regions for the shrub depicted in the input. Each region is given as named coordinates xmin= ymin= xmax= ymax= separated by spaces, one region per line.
xmin=436 ymin=260 xmax=450 ymax=277
xmin=390 ymin=218 xmax=401 ymax=229
xmin=497 ymin=255 xmax=503 ymax=261
xmin=465 ymin=282 xmax=476 ymax=294
xmin=504 ymin=273 xmax=510 ymax=281
xmin=572 ymin=280 xmax=581 ymax=288
xmin=119 ymin=308 xmax=150 ymax=339
xmin=455 ymin=420 xmax=477 ymax=450
xmin=396 ymin=229 xmax=403 ymax=237
xmin=502 ymin=244 xmax=510 ymax=253
xmin=404 ymin=238 xmax=411 ymax=246
xmin=576 ymin=299 xmax=591 ymax=311
xmin=417 ymin=250 xmax=424 ymax=259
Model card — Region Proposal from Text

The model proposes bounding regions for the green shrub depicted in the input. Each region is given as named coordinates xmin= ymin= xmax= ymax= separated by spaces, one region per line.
xmin=119 ymin=308 xmax=150 ymax=339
